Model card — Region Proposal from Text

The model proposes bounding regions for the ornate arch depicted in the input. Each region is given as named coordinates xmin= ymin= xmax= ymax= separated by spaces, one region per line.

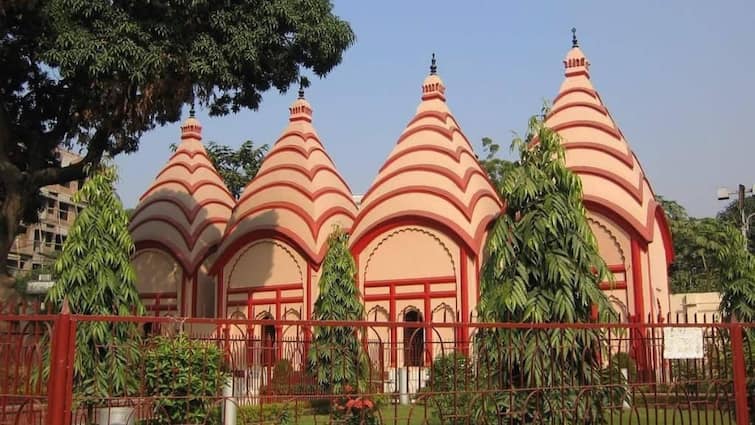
xmin=587 ymin=216 xmax=627 ymax=265
xmin=363 ymin=226 xmax=456 ymax=283
xmin=227 ymin=239 xmax=304 ymax=287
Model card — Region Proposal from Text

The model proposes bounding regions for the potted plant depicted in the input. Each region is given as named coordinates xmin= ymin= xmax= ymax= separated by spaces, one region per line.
xmin=44 ymin=165 xmax=146 ymax=424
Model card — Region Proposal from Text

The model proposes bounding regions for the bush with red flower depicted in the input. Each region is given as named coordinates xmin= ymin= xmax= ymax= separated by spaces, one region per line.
xmin=332 ymin=385 xmax=378 ymax=425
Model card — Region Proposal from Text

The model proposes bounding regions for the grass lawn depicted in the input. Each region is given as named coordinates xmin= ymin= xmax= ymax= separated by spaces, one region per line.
xmin=285 ymin=405 xmax=734 ymax=425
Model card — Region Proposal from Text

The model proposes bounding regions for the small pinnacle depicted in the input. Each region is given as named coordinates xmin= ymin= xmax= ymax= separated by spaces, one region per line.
xmin=189 ymin=102 xmax=196 ymax=118
xmin=430 ymin=53 xmax=437 ymax=75
xmin=298 ymin=78 xmax=305 ymax=99
xmin=571 ymin=27 xmax=579 ymax=48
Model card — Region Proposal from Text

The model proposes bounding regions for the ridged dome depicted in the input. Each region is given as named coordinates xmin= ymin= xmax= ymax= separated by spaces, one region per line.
xmin=217 ymin=94 xmax=357 ymax=264
xmin=350 ymin=66 xmax=502 ymax=255
xmin=130 ymin=115 xmax=235 ymax=271
xmin=544 ymin=41 xmax=661 ymax=242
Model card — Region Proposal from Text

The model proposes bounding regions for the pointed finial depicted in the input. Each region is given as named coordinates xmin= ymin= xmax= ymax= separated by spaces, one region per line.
xmin=298 ymin=78 xmax=305 ymax=99
xmin=430 ymin=53 xmax=437 ymax=75
xmin=189 ymin=102 xmax=196 ymax=118
xmin=571 ymin=27 xmax=579 ymax=48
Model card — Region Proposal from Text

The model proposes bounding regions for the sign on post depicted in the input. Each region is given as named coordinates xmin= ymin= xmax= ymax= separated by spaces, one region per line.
xmin=663 ymin=327 xmax=704 ymax=359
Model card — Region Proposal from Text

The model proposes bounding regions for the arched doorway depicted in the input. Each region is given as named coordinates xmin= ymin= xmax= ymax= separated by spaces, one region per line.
xmin=259 ymin=313 xmax=277 ymax=367
xmin=403 ymin=309 xmax=424 ymax=367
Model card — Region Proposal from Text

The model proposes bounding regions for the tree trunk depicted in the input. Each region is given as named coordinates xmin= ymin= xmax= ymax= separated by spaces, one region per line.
xmin=0 ymin=180 xmax=24 ymax=305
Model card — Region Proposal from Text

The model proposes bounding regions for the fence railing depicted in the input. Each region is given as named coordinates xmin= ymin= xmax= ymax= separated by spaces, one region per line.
xmin=1 ymin=309 xmax=752 ymax=425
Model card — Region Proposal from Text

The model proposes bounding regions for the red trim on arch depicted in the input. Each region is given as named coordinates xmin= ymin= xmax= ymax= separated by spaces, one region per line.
xmin=630 ymin=239 xmax=646 ymax=321
xmin=582 ymin=197 xmax=656 ymax=243
xmin=355 ymin=186 xmax=500 ymax=226
xmin=549 ymin=120 xmax=622 ymax=140
xmin=571 ymin=166 xmax=645 ymax=203
xmin=211 ymin=228 xmax=319 ymax=275
xmin=133 ymin=239 xmax=217 ymax=276
xmin=654 ymin=206 xmax=675 ymax=265
xmin=351 ymin=211 xmax=497 ymax=260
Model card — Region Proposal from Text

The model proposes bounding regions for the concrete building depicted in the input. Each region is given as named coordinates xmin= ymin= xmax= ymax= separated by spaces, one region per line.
xmin=7 ymin=150 xmax=85 ymax=275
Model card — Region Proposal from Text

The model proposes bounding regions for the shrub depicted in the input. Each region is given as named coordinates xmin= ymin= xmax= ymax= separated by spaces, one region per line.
xmin=143 ymin=334 xmax=228 ymax=425
xmin=236 ymin=403 xmax=300 ymax=425
xmin=424 ymin=352 xmax=476 ymax=425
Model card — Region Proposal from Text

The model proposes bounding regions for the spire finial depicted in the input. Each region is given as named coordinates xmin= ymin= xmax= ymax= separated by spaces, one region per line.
xmin=189 ymin=102 xmax=196 ymax=118
xmin=430 ymin=53 xmax=437 ymax=75
xmin=297 ymin=76 xmax=306 ymax=99
xmin=571 ymin=27 xmax=579 ymax=48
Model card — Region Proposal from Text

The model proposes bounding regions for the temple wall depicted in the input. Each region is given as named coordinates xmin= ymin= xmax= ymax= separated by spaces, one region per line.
xmin=132 ymin=249 xmax=183 ymax=316
xmin=648 ymin=220 xmax=671 ymax=320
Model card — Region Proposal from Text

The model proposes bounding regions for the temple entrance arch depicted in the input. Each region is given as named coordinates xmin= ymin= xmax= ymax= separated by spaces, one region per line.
xmin=403 ymin=309 xmax=424 ymax=367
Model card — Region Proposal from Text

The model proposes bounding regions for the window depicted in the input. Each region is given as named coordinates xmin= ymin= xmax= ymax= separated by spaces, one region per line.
xmin=403 ymin=309 xmax=425 ymax=367
xmin=258 ymin=313 xmax=277 ymax=367
xmin=59 ymin=203 xmax=69 ymax=221
xmin=46 ymin=199 xmax=55 ymax=215
xmin=32 ymin=263 xmax=41 ymax=270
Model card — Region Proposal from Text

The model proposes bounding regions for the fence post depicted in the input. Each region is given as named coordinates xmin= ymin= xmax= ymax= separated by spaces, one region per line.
xmin=731 ymin=324 xmax=750 ymax=425
xmin=47 ymin=300 xmax=73 ymax=425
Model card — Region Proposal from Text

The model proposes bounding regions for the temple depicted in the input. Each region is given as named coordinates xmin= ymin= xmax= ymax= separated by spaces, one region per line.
xmin=129 ymin=35 xmax=673 ymax=373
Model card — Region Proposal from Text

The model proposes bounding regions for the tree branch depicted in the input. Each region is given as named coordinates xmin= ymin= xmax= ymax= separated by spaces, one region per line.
xmin=29 ymin=126 xmax=110 ymax=188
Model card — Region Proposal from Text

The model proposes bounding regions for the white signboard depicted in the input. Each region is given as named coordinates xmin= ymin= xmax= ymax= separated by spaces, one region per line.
xmin=663 ymin=327 xmax=704 ymax=359
xmin=26 ymin=280 xmax=55 ymax=295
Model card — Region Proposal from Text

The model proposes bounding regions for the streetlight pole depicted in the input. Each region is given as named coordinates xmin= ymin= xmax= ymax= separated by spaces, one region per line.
xmin=717 ymin=184 xmax=755 ymax=250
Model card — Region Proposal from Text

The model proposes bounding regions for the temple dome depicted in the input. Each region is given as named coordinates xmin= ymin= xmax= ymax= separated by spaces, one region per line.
xmin=350 ymin=60 xmax=502 ymax=255
xmin=216 ymin=93 xmax=357 ymax=265
xmin=544 ymin=36 xmax=665 ymax=244
xmin=129 ymin=115 xmax=235 ymax=272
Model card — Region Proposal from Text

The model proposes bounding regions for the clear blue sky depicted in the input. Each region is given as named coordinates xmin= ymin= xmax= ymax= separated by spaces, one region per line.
xmin=115 ymin=1 xmax=755 ymax=218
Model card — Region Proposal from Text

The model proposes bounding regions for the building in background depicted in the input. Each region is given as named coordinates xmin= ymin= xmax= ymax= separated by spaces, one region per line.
xmin=6 ymin=149 xmax=85 ymax=275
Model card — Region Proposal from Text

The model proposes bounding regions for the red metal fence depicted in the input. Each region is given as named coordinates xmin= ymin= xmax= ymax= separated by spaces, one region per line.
xmin=1 ymin=307 xmax=753 ymax=425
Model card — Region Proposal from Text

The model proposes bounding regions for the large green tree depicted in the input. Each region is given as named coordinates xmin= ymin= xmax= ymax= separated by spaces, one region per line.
xmin=44 ymin=165 xmax=145 ymax=411
xmin=659 ymin=196 xmax=737 ymax=293
xmin=476 ymin=109 xmax=617 ymax=424
xmin=170 ymin=139 xmax=269 ymax=199
xmin=307 ymin=228 xmax=369 ymax=395
xmin=717 ymin=196 xmax=755 ymax=253
xmin=0 ymin=0 xmax=354 ymax=300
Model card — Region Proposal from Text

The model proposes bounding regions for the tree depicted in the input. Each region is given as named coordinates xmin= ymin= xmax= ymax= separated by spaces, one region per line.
xmin=717 ymin=196 xmax=755 ymax=253
xmin=658 ymin=196 xmax=736 ymax=294
xmin=170 ymin=140 xmax=269 ymax=199
xmin=478 ymin=136 xmax=515 ymax=189
xmin=307 ymin=228 xmax=369 ymax=395
xmin=44 ymin=165 xmax=145 ymax=414
xmin=476 ymin=109 xmax=617 ymax=424
xmin=0 ymin=1 xmax=355 ymax=301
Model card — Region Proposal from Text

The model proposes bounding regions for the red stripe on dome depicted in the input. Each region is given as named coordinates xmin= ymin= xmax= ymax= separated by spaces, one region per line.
xmin=139 ymin=179 xmax=233 ymax=200
xmin=547 ymin=101 xmax=608 ymax=118
xmin=273 ymin=130 xmax=324 ymax=147
xmin=169 ymin=149 xmax=212 ymax=162
xmin=134 ymin=240 xmax=217 ymax=275
xmin=239 ymin=181 xmax=358 ymax=208
xmin=130 ymin=197 xmax=234 ymax=225
xmin=225 ymin=201 xmax=355 ymax=242
xmin=561 ymin=141 xmax=635 ymax=168
xmin=355 ymin=185 xmax=500 ymax=228
xmin=583 ymin=196 xmax=656 ymax=243
xmin=553 ymin=87 xmax=598 ymax=104
xmin=131 ymin=215 xmax=228 ymax=251
xmin=362 ymin=165 xmax=501 ymax=207
xmin=549 ymin=120 xmax=622 ymax=140
xmin=155 ymin=161 xmax=225 ymax=180
xmin=378 ymin=144 xmax=477 ymax=173
xmin=243 ymin=164 xmax=353 ymax=202
xmin=570 ymin=165 xmax=645 ymax=203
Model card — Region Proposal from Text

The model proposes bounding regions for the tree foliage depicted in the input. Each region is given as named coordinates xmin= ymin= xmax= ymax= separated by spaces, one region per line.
xmin=170 ymin=139 xmax=269 ymax=199
xmin=717 ymin=196 xmax=755 ymax=253
xmin=476 ymin=109 xmax=617 ymax=424
xmin=307 ymin=228 xmax=369 ymax=394
xmin=478 ymin=136 xmax=515 ymax=189
xmin=44 ymin=165 xmax=144 ymax=405
xmin=0 ymin=0 xmax=354 ymax=299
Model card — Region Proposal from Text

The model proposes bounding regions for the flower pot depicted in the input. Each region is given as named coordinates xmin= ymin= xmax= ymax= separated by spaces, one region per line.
xmin=95 ymin=406 xmax=135 ymax=425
